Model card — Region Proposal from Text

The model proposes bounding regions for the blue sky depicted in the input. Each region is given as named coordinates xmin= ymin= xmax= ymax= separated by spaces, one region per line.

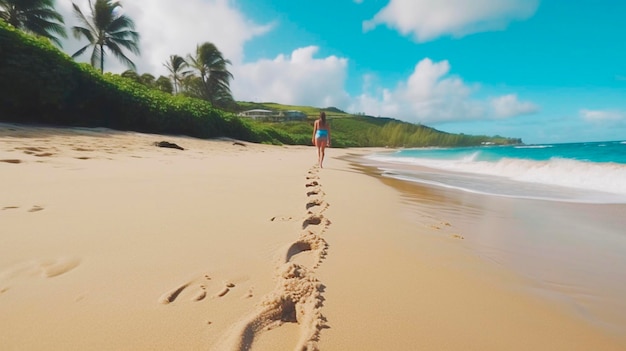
xmin=58 ymin=0 xmax=626 ymax=144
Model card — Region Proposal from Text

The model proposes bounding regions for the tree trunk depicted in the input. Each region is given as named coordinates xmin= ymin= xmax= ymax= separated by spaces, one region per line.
xmin=100 ymin=44 xmax=104 ymax=73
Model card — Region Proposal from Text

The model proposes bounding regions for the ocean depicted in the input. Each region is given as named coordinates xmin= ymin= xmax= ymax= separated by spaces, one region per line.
xmin=366 ymin=140 xmax=626 ymax=204
xmin=359 ymin=140 xmax=626 ymax=339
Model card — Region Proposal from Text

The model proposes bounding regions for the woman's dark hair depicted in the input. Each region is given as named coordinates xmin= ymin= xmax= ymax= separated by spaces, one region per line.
xmin=320 ymin=111 xmax=326 ymax=123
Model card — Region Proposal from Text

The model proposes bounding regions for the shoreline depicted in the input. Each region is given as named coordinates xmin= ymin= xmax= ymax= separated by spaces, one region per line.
xmin=344 ymin=152 xmax=626 ymax=345
xmin=1 ymin=124 xmax=624 ymax=350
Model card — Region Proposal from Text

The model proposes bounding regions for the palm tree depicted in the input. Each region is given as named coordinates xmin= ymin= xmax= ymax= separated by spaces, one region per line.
xmin=163 ymin=54 xmax=190 ymax=95
xmin=119 ymin=70 xmax=171 ymax=93
xmin=186 ymin=42 xmax=234 ymax=107
xmin=179 ymin=74 xmax=203 ymax=97
xmin=70 ymin=0 xmax=139 ymax=73
xmin=139 ymin=72 xmax=154 ymax=87
xmin=155 ymin=75 xmax=172 ymax=94
xmin=120 ymin=69 xmax=139 ymax=82
xmin=0 ymin=0 xmax=67 ymax=47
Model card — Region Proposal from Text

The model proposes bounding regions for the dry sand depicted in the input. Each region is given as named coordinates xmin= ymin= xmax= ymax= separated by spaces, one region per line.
xmin=1 ymin=123 xmax=624 ymax=350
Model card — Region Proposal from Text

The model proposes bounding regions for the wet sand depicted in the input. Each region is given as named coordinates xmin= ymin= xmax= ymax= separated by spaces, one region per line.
xmin=349 ymin=156 xmax=626 ymax=344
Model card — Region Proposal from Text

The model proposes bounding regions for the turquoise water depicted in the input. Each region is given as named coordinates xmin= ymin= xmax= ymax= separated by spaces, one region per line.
xmin=366 ymin=140 xmax=626 ymax=203
xmin=363 ymin=141 xmax=626 ymax=337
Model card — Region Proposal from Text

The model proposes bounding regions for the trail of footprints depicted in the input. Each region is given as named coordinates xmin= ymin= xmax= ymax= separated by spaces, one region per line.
xmin=216 ymin=165 xmax=331 ymax=351
xmin=158 ymin=165 xmax=331 ymax=350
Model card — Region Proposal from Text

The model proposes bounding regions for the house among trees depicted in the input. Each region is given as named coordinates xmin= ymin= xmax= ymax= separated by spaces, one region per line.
xmin=237 ymin=109 xmax=307 ymax=122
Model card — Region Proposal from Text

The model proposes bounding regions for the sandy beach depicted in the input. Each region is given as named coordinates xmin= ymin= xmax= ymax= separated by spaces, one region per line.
xmin=1 ymin=123 xmax=624 ymax=350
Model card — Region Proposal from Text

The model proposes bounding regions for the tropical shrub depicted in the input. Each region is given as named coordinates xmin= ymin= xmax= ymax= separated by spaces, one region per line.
xmin=0 ymin=21 xmax=291 ymax=144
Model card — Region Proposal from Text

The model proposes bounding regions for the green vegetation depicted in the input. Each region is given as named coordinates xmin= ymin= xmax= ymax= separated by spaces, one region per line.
xmin=184 ymin=42 xmax=234 ymax=109
xmin=70 ymin=0 xmax=140 ymax=72
xmin=262 ymin=113 xmax=519 ymax=148
xmin=0 ymin=20 xmax=289 ymax=144
xmin=0 ymin=20 xmax=522 ymax=147
xmin=164 ymin=54 xmax=191 ymax=95
xmin=236 ymin=103 xmax=520 ymax=147
xmin=0 ymin=0 xmax=66 ymax=47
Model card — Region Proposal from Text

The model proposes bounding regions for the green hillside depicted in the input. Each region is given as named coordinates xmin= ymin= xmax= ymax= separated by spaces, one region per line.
xmin=0 ymin=20 xmax=522 ymax=147
xmin=234 ymin=103 xmax=520 ymax=147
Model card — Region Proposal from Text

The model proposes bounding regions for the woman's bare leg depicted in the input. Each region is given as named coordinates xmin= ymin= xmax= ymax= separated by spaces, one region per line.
xmin=316 ymin=138 xmax=328 ymax=168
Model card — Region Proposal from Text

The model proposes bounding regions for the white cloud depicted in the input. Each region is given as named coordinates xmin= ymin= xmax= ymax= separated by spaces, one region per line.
xmin=348 ymin=58 xmax=538 ymax=124
xmin=580 ymin=109 xmax=625 ymax=123
xmin=231 ymin=46 xmax=350 ymax=108
xmin=349 ymin=58 xmax=484 ymax=123
xmin=58 ymin=0 xmax=272 ymax=76
xmin=58 ymin=1 xmax=350 ymax=108
xmin=490 ymin=94 xmax=539 ymax=118
xmin=57 ymin=0 xmax=348 ymax=107
xmin=53 ymin=1 xmax=536 ymax=125
xmin=363 ymin=0 xmax=539 ymax=42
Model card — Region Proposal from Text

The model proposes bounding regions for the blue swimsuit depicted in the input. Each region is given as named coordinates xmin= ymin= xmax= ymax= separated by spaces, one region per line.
xmin=315 ymin=129 xmax=328 ymax=139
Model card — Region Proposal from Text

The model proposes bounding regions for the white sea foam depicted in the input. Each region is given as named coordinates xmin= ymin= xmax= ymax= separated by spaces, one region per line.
xmin=461 ymin=151 xmax=480 ymax=162
xmin=366 ymin=153 xmax=626 ymax=201
xmin=514 ymin=145 xmax=553 ymax=149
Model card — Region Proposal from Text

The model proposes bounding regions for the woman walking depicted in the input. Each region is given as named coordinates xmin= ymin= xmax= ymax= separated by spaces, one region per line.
xmin=312 ymin=112 xmax=331 ymax=168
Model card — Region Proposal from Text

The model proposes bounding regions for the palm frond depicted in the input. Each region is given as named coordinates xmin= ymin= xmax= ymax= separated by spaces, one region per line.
xmin=71 ymin=26 xmax=93 ymax=42
xmin=90 ymin=44 xmax=103 ymax=68
xmin=71 ymin=44 xmax=90 ymax=58
xmin=71 ymin=3 xmax=96 ymax=34
xmin=106 ymin=40 xmax=136 ymax=70
xmin=69 ymin=0 xmax=140 ymax=72
xmin=1 ymin=0 xmax=67 ymax=46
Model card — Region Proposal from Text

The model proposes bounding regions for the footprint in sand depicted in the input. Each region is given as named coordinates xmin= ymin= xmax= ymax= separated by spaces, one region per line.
xmin=0 ymin=257 xmax=81 ymax=293
xmin=159 ymin=274 xmax=238 ymax=304
xmin=429 ymin=221 xmax=452 ymax=231
xmin=215 ymin=283 xmax=236 ymax=298
xmin=302 ymin=214 xmax=330 ymax=230
xmin=284 ymin=231 xmax=328 ymax=269
xmin=28 ymin=205 xmax=44 ymax=213
xmin=306 ymin=199 xmax=323 ymax=210
xmin=306 ymin=188 xmax=325 ymax=197
xmin=306 ymin=200 xmax=329 ymax=217
xmin=1 ymin=205 xmax=44 ymax=212
xmin=286 ymin=241 xmax=314 ymax=263
xmin=215 ymin=263 xmax=327 ymax=351
xmin=73 ymin=147 xmax=94 ymax=152
xmin=38 ymin=257 xmax=81 ymax=278
xmin=270 ymin=216 xmax=293 ymax=222
xmin=17 ymin=146 xmax=43 ymax=155
xmin=214 ymin=165 xmax=331 ymax=349
xmin=16 ymin=146 xmax=55 ymax=157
